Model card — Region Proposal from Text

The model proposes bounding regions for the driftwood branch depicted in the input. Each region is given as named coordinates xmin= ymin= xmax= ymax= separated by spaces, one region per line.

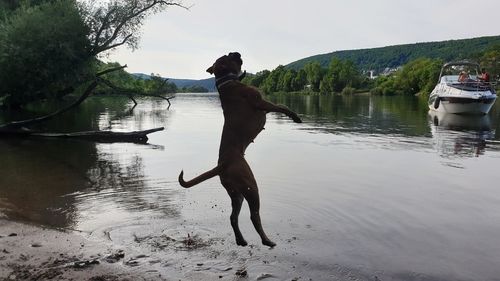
xmin=0 ymin=127 xmax=164 ymax=144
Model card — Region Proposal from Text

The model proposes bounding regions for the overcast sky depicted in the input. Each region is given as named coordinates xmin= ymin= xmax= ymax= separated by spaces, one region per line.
xmin=108 ymin=0 xmax=500 ymax=79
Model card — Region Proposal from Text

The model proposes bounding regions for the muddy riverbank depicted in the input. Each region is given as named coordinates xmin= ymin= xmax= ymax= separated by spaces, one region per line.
xmin=0 ymin=219 xmax=159 ymax=281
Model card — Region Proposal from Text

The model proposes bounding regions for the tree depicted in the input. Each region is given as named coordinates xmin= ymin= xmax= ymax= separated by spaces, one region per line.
xmin=0 ymin=0 xmax=92 ymax=108
xmin=319 ymin=58 xmax=361 ymax=94
xmin=279 ymin=69 xmax=296 ymax=92
xmin=370 ymin=58 xmax=442 ymax=96
xmin=479 ymin=44 xmax=500 ymax=81
xmin=0 ymin=0 xmax=185 ymax=140
xmin=396 ymin=58 xmax=442 ymax=95
xmin=303 ymin=61 xmax=322 ymax=91
xmin=79 ymin=0 xmax=185 ymax=57
xmin=261 ymin=65 xmax=286 ymax=93
xmin=241 ymin=70 xmax=270 ymax=88
xmin=292 ymin=69 xmax=307 ymax=91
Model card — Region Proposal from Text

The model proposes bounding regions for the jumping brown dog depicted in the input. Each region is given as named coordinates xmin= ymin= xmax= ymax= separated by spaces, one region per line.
xmin=178 ymin=52 xmax=302 ymax=247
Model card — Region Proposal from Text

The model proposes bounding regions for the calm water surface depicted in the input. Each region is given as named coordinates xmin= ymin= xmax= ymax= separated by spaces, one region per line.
xmin=1 ymin=93 xmax=500 ymax=280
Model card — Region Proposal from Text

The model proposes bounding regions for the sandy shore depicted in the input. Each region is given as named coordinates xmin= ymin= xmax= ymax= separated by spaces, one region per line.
xmin=0 ymin=219 xmax=262 ymax=281
xmin=0 ymin=219 xmax=163 ymax=281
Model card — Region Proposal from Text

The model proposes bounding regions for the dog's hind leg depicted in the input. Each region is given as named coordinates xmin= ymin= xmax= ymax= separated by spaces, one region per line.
xmin=229 ymin=193 xmax=247 ymax=246
xmin=243 ymin=189 xmax=276 ymax=247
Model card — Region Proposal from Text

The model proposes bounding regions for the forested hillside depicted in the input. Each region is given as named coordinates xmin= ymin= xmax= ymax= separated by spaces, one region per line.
xmin=287 ymin=35 xmax=500 ymax=72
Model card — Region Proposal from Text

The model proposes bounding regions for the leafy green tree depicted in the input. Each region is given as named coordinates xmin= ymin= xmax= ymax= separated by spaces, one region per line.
xmin=396 ymin=58 xmax=442 ymax=95
xmin=370 ymin=58 xmax=442 ymax=96
xmin=292 ymin=69 xmax=307 ymax=91
xmin=319 ymin=74 xmax=334 ymax=93
xmin=303 ymin=61 xmax=322 ymax=91
xmin=0 ymin=0 xmax=184 ymax=132
xmin=279 ymin=69 xmax=296 ymax=92
xmin=0 ymin=0 xmax=92 ymax=108
xmin=241 ymin=70 xmax=270 ymax=88
xmin=320 ymin=58 xmax=361 ymax=94
xmin=262 ymin=65 xmax=286 ymax=93
xmin=479 ymin=44 xmax=500 ymax=81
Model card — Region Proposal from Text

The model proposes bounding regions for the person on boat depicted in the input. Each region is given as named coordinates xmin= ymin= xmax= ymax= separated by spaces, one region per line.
xmin=477 ymin=68 xmax=490 ymax=83
xmin=458 ymin=71 xmax=470 ymax=83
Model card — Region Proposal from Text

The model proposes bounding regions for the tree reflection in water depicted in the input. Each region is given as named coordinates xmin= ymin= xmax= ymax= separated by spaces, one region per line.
xmin=0 ymin=96 xmax=177 ymax=230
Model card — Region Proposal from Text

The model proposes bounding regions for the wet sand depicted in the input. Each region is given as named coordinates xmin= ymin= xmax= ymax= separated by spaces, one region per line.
xmin=0 ymin=219 xmax=150 ymax=281
xmin=0 ymin=219 xmax=287 ymax=281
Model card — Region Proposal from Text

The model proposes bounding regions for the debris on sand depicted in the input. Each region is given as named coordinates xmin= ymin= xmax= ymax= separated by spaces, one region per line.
xmin=235 ymin=269 xmax=248 ymax=277
xmin=104 ymin=250 xmax=125 ymax=263
xmin=133 ymin=232 xmax=214 ymax=251
xmin=69 ymin=258 xmax=100 ymax=269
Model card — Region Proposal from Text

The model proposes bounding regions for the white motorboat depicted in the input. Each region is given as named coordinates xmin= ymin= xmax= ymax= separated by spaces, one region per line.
xmin=428 ymin=61 xmax=497 ymax=114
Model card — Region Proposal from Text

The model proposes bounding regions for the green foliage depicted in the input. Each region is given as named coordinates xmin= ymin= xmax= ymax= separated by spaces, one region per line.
xmin=303 ymin=61 xmax=322 ymax=91
xmin=0 ymin=0 xmax=92 ymax=107
xmin=0 ymin=0 xmax=182 ymax=109
xmin=287 ymin=35 xmax=500 ymax=72
xmin=241 ymin=70 xmax=270 ymax=88
xmin=261 ymin=65 xmax=286 ymax=93
xmin=340 ymin=86 xmax=355 ymax=95
xmin=250 ymin=58 xmax=364 ymax=94
xmin=370 ymin=58 xmax=442 ymax=96
xmin=320 ymin=58 xmax=361 ymax=94
xmin=478 ymin=44 xmax=500 ymax=81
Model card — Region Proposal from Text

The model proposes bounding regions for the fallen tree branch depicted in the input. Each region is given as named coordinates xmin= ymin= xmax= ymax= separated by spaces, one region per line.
xmin=0 ymin=127 xmax=164 ymax=144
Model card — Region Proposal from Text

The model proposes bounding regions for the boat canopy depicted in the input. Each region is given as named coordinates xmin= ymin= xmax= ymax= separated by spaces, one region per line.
xmin=438 ymin=61 xmax=480 ymax=82
xmin=442 ymin=61 xmax=480 ymax=68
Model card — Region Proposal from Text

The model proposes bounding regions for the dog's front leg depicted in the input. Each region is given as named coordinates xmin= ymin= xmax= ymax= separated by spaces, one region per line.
xmin=258 ymin=100 xmax=302 ymax=123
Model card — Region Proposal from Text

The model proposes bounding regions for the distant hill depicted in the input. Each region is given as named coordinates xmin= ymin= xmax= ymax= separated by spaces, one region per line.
xmin=286 ymin=35 xmax=500 ymax=72
xmin=167 ymin=77 xmax=215 ymax=91
xmin=133 ymin=73 xmax=215 ymax=91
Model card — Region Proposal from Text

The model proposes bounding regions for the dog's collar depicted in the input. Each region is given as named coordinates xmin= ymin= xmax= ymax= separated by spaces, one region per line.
xmin=215 ymin=73 xmax=239 ymax=89
xmin=215 ymin=71 xmax=247 ymax=90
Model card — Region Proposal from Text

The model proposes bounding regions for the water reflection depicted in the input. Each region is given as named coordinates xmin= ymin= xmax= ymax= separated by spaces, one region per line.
xmin=429 ymin=111 xmax=496 ymax=159
xmin=0 ymin=96 xmax=178 ymax=229
xmin=267 ymin=93 xmax=431 ymax=136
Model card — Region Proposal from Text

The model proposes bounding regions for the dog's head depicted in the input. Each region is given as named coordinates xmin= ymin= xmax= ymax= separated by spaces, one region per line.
xmin=206 ymin=52 xmax=243 ymax=78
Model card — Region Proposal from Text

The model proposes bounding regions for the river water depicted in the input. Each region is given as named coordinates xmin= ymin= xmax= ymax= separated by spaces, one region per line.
xmin=1 ymin=93 xmax=500 ymax=280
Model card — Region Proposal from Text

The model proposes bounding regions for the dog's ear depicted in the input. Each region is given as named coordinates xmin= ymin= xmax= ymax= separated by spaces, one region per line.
xmin=228 ymin=52 xmax=241 ymax=58
xmin=206 ymin=66 xmax=214 ymax=74
xmin=228 ymin=52 xmax=242 ymax=65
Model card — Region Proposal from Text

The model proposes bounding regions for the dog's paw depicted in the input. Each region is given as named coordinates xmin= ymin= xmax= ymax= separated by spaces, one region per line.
xmin=236 ymin=239 xmax=248 ymax=247
xmin=291 ymin=114 xmax=302 ymax=123
xmin=262 ymin=239 xmax=276 ymax=248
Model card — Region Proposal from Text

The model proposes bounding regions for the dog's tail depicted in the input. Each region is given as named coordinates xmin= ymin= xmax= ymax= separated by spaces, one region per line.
xmin=178 ymin=166 xmax=221 ymax=188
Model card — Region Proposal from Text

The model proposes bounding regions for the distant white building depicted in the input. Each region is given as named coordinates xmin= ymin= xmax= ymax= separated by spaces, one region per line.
xmin=368 ymin=70 xmax=378 ymax=80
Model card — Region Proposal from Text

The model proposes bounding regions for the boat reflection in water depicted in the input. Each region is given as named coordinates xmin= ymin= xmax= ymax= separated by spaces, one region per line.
xmin=429 ymin=110 xmax=495 ymax=158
